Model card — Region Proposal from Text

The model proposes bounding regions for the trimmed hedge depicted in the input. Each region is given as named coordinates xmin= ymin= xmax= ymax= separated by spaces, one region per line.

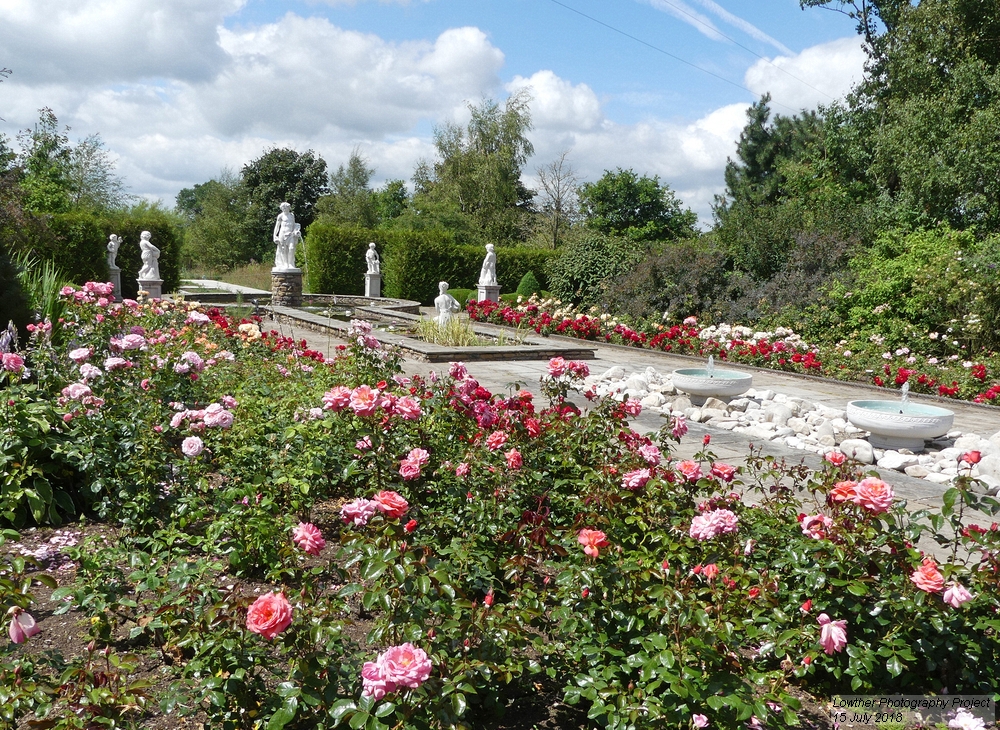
xmin=7 ymin=208 xmax=182 ymax=298
xmin=100 ymin=208 xmax=182 ymax=298
xmin=306 ymin=224 xmax=558 ymax=304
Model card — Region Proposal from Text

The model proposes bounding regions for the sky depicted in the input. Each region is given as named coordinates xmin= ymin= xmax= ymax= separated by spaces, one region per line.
xmin=0 ymin=0 xmax=868 ymax=226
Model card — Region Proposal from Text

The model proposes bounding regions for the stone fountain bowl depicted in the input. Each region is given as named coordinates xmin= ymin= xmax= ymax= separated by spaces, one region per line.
xmin=672 ymin=368 xmax=753 ymax=402
xmin=846 ymin=400 xmax=955 ymax=451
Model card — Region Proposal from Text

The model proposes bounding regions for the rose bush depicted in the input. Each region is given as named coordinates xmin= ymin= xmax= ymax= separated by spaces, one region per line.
xmin=0 ymin=284 xmax=997 ymax=729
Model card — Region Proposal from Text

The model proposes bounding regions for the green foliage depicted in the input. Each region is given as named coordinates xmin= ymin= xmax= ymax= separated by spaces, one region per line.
xmin=304 ymin=222 xmax=369 ymax=296
xmin=578 ymin=168 xmax=697 ymax=242
xmin=399 ymin=92 xmax=536 ymax=245
xmin=240 ymin=148 xmax=329 ymax=263
xmin=101 ymin=204 xmax=183 ymax=297
xmin=16 ymin=108 xmax=72 ymax=214
xmin=546 ymin=231 xmax=645 ymax=307
xmin=515 ymin=270 xmax=542 ymax=298
xmin=43 ymin=211 xmax=109 ymax=286
xmin=307 ymin=224 xmax=556 ymax=304
xmin=178 ymin=173 xmax=249 ymax=272
xmin=316 ymin=150 xmax=377 ymax=228
xmin=825 ymin=226 xmax=1000 ymax=351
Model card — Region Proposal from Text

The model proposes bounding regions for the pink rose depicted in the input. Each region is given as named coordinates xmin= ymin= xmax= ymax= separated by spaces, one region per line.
xmin=203 ymin=404 xmax=234 ymax=429
xmin=323 ymin=386 xmax=352 ymax=411
xmin=448 ymin=362 xmax=468 ymax=379
xmin=399 ymin=459 xmax=423 ymax=481
xmin=377 ymin=643 xmax=432 ymax=688
xmin=677 ymin=460 xmax=703 ymax=482
xmin=221 ymin=395 xmax=238 ymax=409
xmin=689 ymin=509 xmax=739 ymax=540
xmin=830 ymin=480 xmax=858 ymax=503
xmin=623 ymin=399 xmax=642 ymax=417
xmin=568 ymin=360 xmax=590 ymax=378
xmin=8 ymin=607 xmax=41 ymax=644
xmin=910 ymin=557 xmax=945 ymax=593
xmin=671 ymin=415 xmax=688 ymax=439
xmin=505 ymin=448 xmax=522 ymax=470
xmin=69 ymin=347 xmax=91 ymax=364
xmin=181 ymin=436 xmax=204 ymax=458
xmin=578 ymin=528 xmax=609 ymax=558
xmin=455 ymin=462 xmax=470 ymax=477
xmin=245 ymin=592 xmax=293 ymax=639
xmin=800 ymin=514 xmax=833 ymax=539
xmin=2 ymin=353 xmax=25 ymax=373
xmin=853 ymin=477 xmax=895 ymax=514
xmin=693 ymin=714 xmax=709 ymax=729
xmin=817 ymin=613 xmax=847 ymax=654
xmin=362 ymin=661 xmax=395 ymax=700
xmin=406 ymin=448 xmax=430 ymax=466
xmin=356 ymin=436 xmax=372 ymax=451
xmin=373 ymin=490 xmax=409 ymax=519
xmin=486 ymin=430 xmax=508 ymax=451
xmin=943 ymin=582 xmax=973 ymax=608
xmin=104 ymin=356 xmax=130 ymax=371
xmin=710 ymin=462 xmax=736 ymax=483
xmin=350 ymin=385 xmax=380 ymax=416
xmin=394 ymin=397 xmax=422 ymax=421
xmin=638 ymin=444 xmax=661 ymax=465
xmin=824 ymin=451 xmax=846 ymax=466
xmin=341 ymin=498 xmax=378 ymax=526
xmin=292 ymin=522 xmax=326 ymax=556
xmin=547 ymin=357 xmax=568 ymax=377
xmin=61 ymin=383 xmax=93 ymax=401
xmin=362 ymin=643 xmax=432 ymax=698
xmin=621 ymin=468 xmax=651 ymax=491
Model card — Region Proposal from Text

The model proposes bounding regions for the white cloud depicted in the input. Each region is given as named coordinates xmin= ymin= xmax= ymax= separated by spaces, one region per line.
xmin=507 ymin=71 xmax=602 ymax=132
xmin=745 ymin=36 xmax=866 ymax=112
xmin=0 ymin=0 xmax=244 ymax=84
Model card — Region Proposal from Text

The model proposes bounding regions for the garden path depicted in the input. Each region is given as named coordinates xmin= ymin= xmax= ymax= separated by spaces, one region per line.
xmin=267 ymin=316 xmax=1000 ymax=558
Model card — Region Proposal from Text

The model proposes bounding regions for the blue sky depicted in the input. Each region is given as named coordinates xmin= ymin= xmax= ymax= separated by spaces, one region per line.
xmin=0 ymin=0 xmax=867 ymax=224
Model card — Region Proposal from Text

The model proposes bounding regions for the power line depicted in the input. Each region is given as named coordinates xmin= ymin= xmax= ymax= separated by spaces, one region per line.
xmin=651 ymin=0 xmax=837 ymax=102
xmin=546 ymin=0 xmax=803 ymax=115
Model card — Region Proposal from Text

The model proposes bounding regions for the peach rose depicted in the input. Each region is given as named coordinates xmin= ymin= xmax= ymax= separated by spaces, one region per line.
xmin=246 ymin=592 xmax=292 ymax=639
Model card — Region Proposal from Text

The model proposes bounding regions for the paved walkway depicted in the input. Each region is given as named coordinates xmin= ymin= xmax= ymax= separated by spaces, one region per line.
xmin=264 ymin=314 xmax=1000 ymax=557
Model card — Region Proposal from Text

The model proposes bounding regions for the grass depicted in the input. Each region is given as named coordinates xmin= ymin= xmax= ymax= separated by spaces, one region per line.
xmin=413 ymin=316 xmax=526 ymax=347
xmin=182 ymin=263 xmax=312 ymax=293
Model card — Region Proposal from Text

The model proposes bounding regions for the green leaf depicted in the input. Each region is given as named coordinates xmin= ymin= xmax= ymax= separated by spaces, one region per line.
xmin=941 ymin=488 xmax=958 ymax=516
xmin=886 ymin=656 xmax=903 ymax=677
xmin=349 ymin=711 xmax=370 ymax=729
xmin=374 ymin=702 xmax=395 ymax=718
xmin=451 ymin=693 xmax=467 ymax=716
xmin=329 ymin=700 xmax=357 ymax=723
xmin=267 ymin=697 xmax=298 ymax=730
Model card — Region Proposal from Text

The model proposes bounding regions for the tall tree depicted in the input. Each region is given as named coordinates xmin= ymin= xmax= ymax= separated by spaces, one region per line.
xmin=180 ymin=171 xmax=249 ymax=272
xmin=316 ymin=150 xmax=377 ymax=228
xmin=66 ymin=134 xmax=132 ymax=211
xmin=578 ymin=168 xmax=697 ymax=242
xmin=401 ymin=90 xmax=536 ymax=244
xmin=241 ymin=148 xmax=328 ymax=263
xmin=16 ymin=108 xmax=72 ymax=214
xmin=536 ymin=151 xmax=578 ymax=248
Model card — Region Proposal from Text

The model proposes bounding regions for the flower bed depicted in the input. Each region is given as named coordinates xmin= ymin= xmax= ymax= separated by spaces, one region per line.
xmin=1 ymin=283 xmax=999 ymax=729
xmin=467 ymin=297 xmax=1000 ymax=404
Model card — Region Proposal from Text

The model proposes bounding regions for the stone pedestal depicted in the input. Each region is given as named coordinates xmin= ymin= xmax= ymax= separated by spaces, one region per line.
xmin=477 ymin=284 xmax=500 ymax=303
xmin=365 ymin=273 xmax=382 ymax=299
xmin=137 ymin=278 xmax=163 ymax=300
xmin=271 ymin=268 xmax=303 ymax=306
xmin=109 ymin=267 xmax=122 ymax=301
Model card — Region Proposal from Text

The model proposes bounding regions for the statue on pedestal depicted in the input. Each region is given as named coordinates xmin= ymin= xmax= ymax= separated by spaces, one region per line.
xmin=137 ymin=231 xmax=160 ymax=280
xmin=273 ymin=202 xmax=302 ymax=271
xmin=365 ymin=242 xmax=380 ymax=274
xmin=478 ymin=243 xmax=497 ymax=286
xmin=434 ymin=282 xmax=461 ymax=327
xmin=107 ymin=234 xmax=121 ymax=269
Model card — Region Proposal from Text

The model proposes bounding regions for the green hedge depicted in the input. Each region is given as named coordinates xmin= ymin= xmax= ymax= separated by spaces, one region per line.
xmin=100 ymin=207 xmax=182 ymax=298
xmin=306 ymin=224 xmax=558 ymax=304
xmin=7 ymin=208 xmax=182 ymax=299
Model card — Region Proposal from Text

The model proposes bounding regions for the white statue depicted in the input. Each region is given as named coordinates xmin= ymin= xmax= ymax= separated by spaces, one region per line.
xmin=137 ymin=231 xmax=160 ymax=280
xmin=273 ymin=202 xmax=302 ymax=271
xmin=107 ymin=234 xmax=121 ymax=269
xmin=434 ymin=281 xmax=461 ymax=327
xmin=365 ymin=242 xmax=380 ymax=275
xmin=478 ymin=243 xmax=497 ymax=286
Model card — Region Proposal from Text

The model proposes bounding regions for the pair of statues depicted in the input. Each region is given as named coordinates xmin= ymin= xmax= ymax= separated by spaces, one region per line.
xmin=106 ymin=231 xmax=160 ymax=281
